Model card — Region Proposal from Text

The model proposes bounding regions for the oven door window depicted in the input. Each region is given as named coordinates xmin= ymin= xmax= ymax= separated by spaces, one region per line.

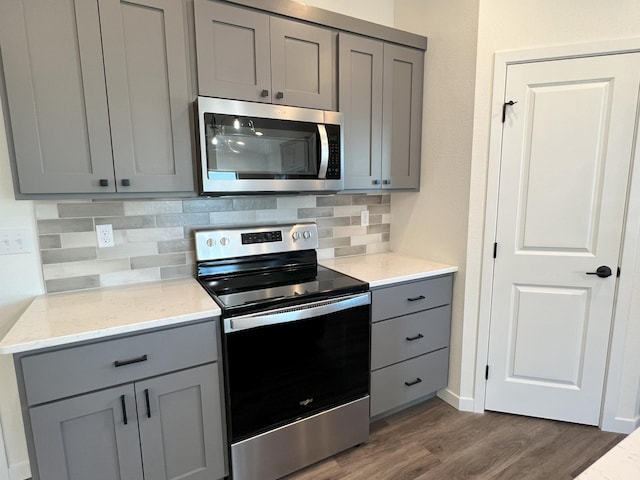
xmin=204 ymin=113 xmax=320 ymax=179
xmin=225 ymin=304 xmax=370 ymax=443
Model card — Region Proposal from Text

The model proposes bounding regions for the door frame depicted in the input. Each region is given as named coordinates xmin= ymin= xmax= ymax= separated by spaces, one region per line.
xmin=474 ymin=38 xmax=640 ymax=433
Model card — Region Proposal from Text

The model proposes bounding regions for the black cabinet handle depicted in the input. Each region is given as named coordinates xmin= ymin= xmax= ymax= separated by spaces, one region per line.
xmin=145 ymin=389 xmax=151 ymax=418
xmin=114 ymin=354 xmax=148 ymax=368
xmin=404 ymin=378 xmax=422 ymax=387
xmin=586 ymin=266 xmax=612 ymax=278
xmin=275 ymin=91 xmax=284 ymax=99
xmin=260 ymin=89 xmax=269 ymax=97
xmin=372 ymin=179 xmax=381 ymax=185
xmin=121 ymin=395 xmax=128 ymax=425
xmin=406 ymin=333 xmax=424 ymax=342
xmin=383 ymin=179 xmax=391 ymax=185
xmin=407 ymin=295 xmax=426 ymax=302
xmin=99 ymin=179 xmax=109 ymax=187
xmin=121 ymin=178 xmax=131 ymax=187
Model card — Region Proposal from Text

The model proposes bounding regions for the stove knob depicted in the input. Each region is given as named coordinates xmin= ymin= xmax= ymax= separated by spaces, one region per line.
xmin=292 ymin=231 xmax=300 ymax=241
xmin=206 ymin=238 xmax=215 ymax=247
xmin=220 ymin=237 xmax=230 ymax=246
xmin=302 ymin=230 xmax=311 ymax=239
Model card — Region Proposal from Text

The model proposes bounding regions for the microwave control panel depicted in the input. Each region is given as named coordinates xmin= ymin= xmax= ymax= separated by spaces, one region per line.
xmin=326 ymin=124 xmax=341 ymax=179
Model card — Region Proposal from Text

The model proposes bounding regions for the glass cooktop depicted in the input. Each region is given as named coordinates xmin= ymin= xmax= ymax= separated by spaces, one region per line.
xmin=198 ymin=265 xmax=368 ymax=316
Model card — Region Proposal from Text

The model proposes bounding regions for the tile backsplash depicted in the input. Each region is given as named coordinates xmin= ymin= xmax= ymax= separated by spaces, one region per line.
xmin=35 ymin=194 xmax=391 ymax=293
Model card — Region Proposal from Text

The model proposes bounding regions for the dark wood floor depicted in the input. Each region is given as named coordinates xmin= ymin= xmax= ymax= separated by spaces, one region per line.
xmin=284 ymin=398 xmax=626 ymax=480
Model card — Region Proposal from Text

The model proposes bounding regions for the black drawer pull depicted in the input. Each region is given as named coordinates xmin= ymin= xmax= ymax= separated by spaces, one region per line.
xmin=405 ymin=378 xmax=422 ymax=387
xmin=406 ymin=333 xmax=424 ymax=342
xmin=114 ymin=354 xmax=148 ymax=368
xmin=407 ymin=295 xmax=426 ymax=302
xmin=121 ymin=394 xmax=128 ymax=425
xmin=145 ymin=389 xmax=151 ymax=418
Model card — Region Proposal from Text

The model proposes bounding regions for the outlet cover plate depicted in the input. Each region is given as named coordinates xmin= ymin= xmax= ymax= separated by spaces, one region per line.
xmin=96 ymin=224 xmax=115 ymax=248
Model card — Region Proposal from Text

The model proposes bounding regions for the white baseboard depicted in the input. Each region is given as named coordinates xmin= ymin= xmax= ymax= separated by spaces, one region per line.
xmin=600 ymin=415 xmax=640 ymax=434
xmin=437 ymin=388 xmax=475 ymax=412
xmin=8 ymin=462 xmax=30 ymax=480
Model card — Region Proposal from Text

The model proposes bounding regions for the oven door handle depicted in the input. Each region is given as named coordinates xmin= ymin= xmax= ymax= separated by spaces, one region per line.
xmin=225 ymin=292 xmax=371 ymax=333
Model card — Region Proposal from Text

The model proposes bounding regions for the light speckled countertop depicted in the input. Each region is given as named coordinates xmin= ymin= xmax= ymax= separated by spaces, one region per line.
xmin=577 ymin=427 xmax=639 ymax=479
xmin=0 ymin=277 xmax=221 ymax=354
xmin=1 ymin=252 xmax=455 ymax=355
xmin=320 ymin=252 xmax=457 ymax=287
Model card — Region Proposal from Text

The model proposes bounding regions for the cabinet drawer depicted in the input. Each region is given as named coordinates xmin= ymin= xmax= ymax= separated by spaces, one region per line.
xmin=372 ymin=275 xmax=452 ymax=322
xmin=21 ymin=321 xmax=218 ymax=406
xmin=370 ymin=348 xmax=449 ymax=417
xmin=371 ymin=305 xmax=451 ymax=370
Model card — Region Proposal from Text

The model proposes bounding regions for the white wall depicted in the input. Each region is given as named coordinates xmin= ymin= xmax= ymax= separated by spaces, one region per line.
xmin=464 ymin=0 xmax=640 ymax=426
xmin=0 ymin=98 xmax=43 ymax=477
xmin=302 ymin=0 xmax=394 ymax=26
xmin=391 ymin=0 xmax=479 ymax=408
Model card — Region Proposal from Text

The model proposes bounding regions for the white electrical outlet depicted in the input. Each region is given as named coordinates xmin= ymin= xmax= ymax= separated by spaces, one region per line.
xmin=96 ymin=224 xmax=115 ymax=248
xmin=360 ymin=210 xmax=370 ymax=227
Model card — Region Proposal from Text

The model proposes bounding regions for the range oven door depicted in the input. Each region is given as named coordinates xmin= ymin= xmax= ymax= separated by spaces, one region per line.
xmin=223 ymin=292 xmax=370 ymax=443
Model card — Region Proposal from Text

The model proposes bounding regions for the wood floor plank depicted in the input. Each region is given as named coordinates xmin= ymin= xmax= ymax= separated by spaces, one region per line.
xmin=285 ymin=398 xmax=626 ymax=480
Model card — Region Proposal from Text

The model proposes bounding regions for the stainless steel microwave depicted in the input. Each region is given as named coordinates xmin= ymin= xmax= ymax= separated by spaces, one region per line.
xmin=196 ymin=96 xmax=343 ymax=195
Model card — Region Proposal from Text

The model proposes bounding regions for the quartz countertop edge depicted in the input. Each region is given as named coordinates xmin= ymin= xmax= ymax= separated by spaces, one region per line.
xmin=576 ymin=426 xmax=639 ymax=479
xmin=0 ymin=277 xmax=221 ymax=355
xmin=320 ymin=252 xmax=458 ymax=287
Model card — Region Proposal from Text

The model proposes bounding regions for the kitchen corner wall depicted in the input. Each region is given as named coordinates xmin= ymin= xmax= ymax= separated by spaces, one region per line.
xmin=34 ymin=194 xmax=390 ymax=293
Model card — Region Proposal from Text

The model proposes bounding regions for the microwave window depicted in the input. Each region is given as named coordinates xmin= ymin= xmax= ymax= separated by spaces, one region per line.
xmin=204 ymin=113 xmax=319 ymax=180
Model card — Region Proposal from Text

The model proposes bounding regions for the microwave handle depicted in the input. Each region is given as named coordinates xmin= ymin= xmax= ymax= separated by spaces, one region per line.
xmin=317 ymin=124 xmax=329 ymax=179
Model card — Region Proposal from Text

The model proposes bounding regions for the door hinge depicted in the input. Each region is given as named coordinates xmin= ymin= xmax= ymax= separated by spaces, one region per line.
xmin=493 ymin=242 xmax=498 ymax=259
xmin=617 ymin=266 xmax=621 ymax=278
xmin=485 ymin=365 xmax=489 ymax=380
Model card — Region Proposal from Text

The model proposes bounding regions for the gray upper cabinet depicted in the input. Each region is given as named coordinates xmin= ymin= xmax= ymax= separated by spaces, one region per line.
xmin=339 ymin=34 xmax=424 ymax=191
xmin=194 ymin=0 xmax=334 ymax=110
xmin=0 ymin=0 xmax=194 ymax=195
xmin=382 ymin=44 xmax=424 ymax=190
xmin=339 ymin=34 xmax=383 ymax=190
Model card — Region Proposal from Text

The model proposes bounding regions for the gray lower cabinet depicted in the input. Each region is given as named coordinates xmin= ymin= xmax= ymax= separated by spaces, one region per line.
xmin=194 ymin=0 xmax=334 ymax=110
xmin=339 ymin=33 xmax=424 ymax=191
xmin=369 ymin=275 xmax=453 ymax=417
xmin=17 ymin=321 xmax=227 ymax=480
xmin=0 ymin=0 xmax=194 ymax=195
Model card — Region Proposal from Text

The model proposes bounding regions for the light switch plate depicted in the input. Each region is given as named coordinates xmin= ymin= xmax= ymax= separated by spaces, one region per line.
xmin=0 ymin=229 xmax=31 ymax=255
xmin=360 ymin=210 xmax=370 ymax=227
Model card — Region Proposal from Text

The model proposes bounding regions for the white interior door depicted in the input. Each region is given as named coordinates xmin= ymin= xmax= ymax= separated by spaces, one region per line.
xmin=485 ymin=53 xmax=640 ymax=425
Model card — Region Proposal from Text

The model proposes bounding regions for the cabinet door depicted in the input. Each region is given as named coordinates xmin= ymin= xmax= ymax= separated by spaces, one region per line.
xmin=270 ymin=17 xmax=334 ymax=110
xmin=381 ymin=44 xmax=424 ymax=190
xmin=29 ymin=385 xmax=143 ymax=480
xmin=339 ymin=34 xmax=383 ymax=190
xmin=136 ymin=364 xmax=227 ymax=480
xmin=99 ymin=0 xmax=194 ymax=193
xmin=194 ymin=0 xmax=271 ymax=103
xmin=0 ymin=0 xmax=115 ymax=194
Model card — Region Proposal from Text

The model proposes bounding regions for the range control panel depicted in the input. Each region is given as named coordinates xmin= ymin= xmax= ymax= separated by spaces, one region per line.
xmin=195 ymin=223 xmax=318 ymax=261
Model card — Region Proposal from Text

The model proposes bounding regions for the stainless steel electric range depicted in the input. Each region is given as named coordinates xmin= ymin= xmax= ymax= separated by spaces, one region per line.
xmin=195 ymin=223 xmax=371 ymax=480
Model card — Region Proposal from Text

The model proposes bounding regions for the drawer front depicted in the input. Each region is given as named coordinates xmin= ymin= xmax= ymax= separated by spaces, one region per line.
xmin=22 ymin=321 xmax=218 ymax=406
xmin=370 ymin=347 xmax=449 ymax=417
xmin=371 ymin=305 xmax=451 ymax=370
xmin=372 ymin=275 xmax=452 ymax=322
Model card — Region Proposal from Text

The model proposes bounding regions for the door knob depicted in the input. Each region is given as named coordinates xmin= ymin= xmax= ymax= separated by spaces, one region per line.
xmin=586 ymin=266 xmax=612 ymax=278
